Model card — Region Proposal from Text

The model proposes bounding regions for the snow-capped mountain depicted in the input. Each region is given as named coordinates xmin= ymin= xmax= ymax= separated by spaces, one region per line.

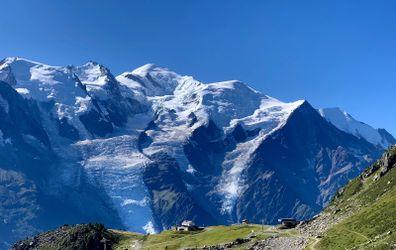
xmin=0 ymin=57 xmax=390 ymax=248
xmin=319 ymin=107 xmax=395 ymax=148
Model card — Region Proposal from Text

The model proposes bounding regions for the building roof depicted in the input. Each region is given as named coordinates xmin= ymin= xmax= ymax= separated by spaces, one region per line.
xmin=278 ymin=218 xmax=297 ymax=222
xmin=181 ymin=220 xmax=195 ymax=227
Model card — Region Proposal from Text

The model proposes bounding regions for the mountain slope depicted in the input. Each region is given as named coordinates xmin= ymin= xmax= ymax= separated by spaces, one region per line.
xmin=0 ymin=57 xmax=389 ymax=248
xmin=317 ymin=146 xmax=396 ymax=249
xmin=0 ymin=80 xmax=123 ymax=249
xmin=236 ymin=101 xmax=381 ymax=224
xmin=297 ymin=146 xmax=396 ymax=249
xmin=319 ymin=107 xmax=395 ymax=148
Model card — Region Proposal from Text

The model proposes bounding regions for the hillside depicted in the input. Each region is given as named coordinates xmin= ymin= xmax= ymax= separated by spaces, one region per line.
xmin=296 ymin=145 xmax=396 ymax=249
xmin=314 ymin=146 xmax=396 ymax=249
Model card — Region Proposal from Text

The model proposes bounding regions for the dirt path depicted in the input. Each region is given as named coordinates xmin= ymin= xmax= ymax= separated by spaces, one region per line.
xmin=304 ymin=236 xmax=320 ymax=250
xmin=343 ymin=228 xmax=369 ymax=241
xmin=250 ymin=235 xmax=308 ymax=250
xmin=131 ymin=240 xmax=142 ymax=249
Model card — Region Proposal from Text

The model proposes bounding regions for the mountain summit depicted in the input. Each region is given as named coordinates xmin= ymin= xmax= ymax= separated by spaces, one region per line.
xmin=319 ymin=107 xmax=395 ymax=148
xmin=0 ymin=57 xmax=391 ymax=248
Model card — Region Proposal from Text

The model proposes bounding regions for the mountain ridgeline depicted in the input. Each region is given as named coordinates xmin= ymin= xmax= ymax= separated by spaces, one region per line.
xmin=0 ymin=57 xmax=393 ymax=248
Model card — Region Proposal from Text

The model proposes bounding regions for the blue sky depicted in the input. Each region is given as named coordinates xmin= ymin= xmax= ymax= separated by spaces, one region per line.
xmin=1 ymin=0 xmax=395 ymax=135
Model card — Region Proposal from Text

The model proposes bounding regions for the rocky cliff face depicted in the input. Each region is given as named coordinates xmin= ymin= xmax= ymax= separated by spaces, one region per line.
xmin=0 ymin=80 xmax=123 ymax=249
xmin=0 ymin=57 xmax=390 ymax=248
xmin=236 ymin=101 xmax=380 ymax=224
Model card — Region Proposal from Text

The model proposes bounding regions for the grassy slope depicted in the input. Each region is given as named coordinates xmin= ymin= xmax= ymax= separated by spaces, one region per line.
xmin=317 ymin=147 xmax=396 ymax=249
xmin=110 ymin=229 xmax=144 ymax=250
xmin=112 ymin=224 xmax=272 ymax=250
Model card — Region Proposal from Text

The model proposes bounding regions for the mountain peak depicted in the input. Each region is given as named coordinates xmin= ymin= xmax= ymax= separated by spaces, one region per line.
xmin=131 ymin=63 xmax=158 ymax=75
xmin=1 ymin=56 xmax=31 ymax=65
xmin=208 ymin=80 xmax=254 ymax=92
xmin=74 ymin=61 xmax=113 ymax=86
xmin=117 ymin=64 xmax=188 ymax=96
xmin=129 ymin=63 xmax=182 ymax=80
xmin=0 ymin=57 xmax=56 ymax=70
xmin=319 ymin=107 xmax=395 ymax=148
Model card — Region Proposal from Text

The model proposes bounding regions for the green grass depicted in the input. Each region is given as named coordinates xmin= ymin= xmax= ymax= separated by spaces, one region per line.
xmin=110 ymin=229 xmax=144 ymax=250
xmin=318 ymin=187 xmax=396 ymax=249
xmin=142 ymin=224 xmax=268 ymax=250
xmin=317 ymin=148 xmax=396 ymax=250
xmin=112 ymin=224 xmax=273 ymax=250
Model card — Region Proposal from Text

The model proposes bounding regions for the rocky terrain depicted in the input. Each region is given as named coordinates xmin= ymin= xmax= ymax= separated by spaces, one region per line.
xmin=12 ymin=224 xmax=117 ymax=250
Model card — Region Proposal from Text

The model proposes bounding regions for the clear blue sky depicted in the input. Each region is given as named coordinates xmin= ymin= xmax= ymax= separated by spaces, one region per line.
xmin=1 ymin=0 xmax=395 ymax=135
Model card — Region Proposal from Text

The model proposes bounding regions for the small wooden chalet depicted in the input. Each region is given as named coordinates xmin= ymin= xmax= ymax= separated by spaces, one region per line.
xmin=242 ymin=219 xmax=249 ymax=225
xmin=277 ymin=218 xmax=298 ymax=228
xmin=176 ymin=220 xmax=202 ymax=231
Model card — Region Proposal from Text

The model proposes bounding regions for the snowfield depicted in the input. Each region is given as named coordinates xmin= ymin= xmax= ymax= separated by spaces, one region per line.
xmin=319 ymin=107 xmax=392 ymax=148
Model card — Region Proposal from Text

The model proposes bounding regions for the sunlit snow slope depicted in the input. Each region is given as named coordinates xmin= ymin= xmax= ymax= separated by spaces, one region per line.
xmin=319 ymin=107 xmax=395 ymax=148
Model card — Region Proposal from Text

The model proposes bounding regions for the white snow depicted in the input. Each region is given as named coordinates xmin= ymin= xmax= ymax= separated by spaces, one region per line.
xmin=119 ymin=63 xmax=307 ymax=216
xmin=117 ymin=64 xmax=184 ymax=96
xmin=217 ymin=98 xmax=305 ymax=214
xmin=0 ymin=58 xmax=92 ymax=139
xmin=186 ymin=164 xmax=196 ymax=174
xmin=122 ymin=197 xmax=150 ymax=207
xmin=119 ymin=64 xmax=307 ymax=217
xmin=143 ymin=221 xmax=156 ymax=234
xmin=74 ymin=96 xmax=93 ymax=114
xmin=72 ymin=62 xmax=111 ymax=99
xmin=5 ymin=58 xmax=86 ymax=105
xmin=74 ymin=62 xmax=108 ymax=87
xmin=15 ymin=88 xmax=30 ymax=95
xmin=319 ymin=107 xmax=392 ymax=148
xmin=75 ymin=135 xmax=155 ymax=233
xmin=197 ymin=80 xmax=263 ymax=128
xmin=0 ymin=57 xmax=160 ymax=232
